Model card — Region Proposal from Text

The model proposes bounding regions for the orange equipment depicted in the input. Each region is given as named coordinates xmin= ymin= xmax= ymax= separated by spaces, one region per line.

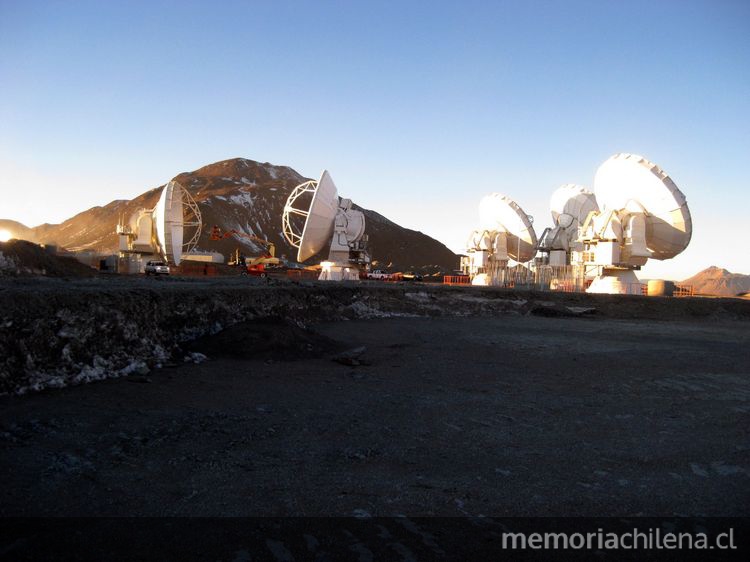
xmin=209 ymin=225 xmax=277 ymax=259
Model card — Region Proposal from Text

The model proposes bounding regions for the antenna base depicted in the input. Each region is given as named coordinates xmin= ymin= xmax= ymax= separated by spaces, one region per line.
xmin=587 ymin=268 xmax=643 ymax=295
xmin=318 ymin=261 xmax=360 ymax=281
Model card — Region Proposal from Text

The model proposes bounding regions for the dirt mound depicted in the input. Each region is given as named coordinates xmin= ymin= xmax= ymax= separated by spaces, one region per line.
xmin=0 ymin=240 xmax=97 ymax=277
xmin=186 ymin=317 xmax=346 ymax=361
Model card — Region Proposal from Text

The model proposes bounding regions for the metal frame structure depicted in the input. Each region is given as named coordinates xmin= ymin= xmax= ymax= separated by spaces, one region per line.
xmin=282 ymin=180 xmax=316 ymax=249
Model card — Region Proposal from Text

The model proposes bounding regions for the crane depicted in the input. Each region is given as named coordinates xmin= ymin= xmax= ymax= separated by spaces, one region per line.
xmin=209 ymin=225 xmax=280 ymax=269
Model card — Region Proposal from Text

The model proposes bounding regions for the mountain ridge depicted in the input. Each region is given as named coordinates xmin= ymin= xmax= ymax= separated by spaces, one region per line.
xmin=682 ymin=266 xmax=750 ymax=297
xmin=0 ymin=158 xmax=458 ymax=271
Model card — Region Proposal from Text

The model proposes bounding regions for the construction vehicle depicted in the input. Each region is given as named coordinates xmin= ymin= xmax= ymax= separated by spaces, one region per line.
xmin=209 ymin=226 xmax=281 ymax=272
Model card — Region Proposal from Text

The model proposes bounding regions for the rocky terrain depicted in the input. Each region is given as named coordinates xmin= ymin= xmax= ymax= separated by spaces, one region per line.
xmin=0 ymin=158 xmax=458 ymax=271
xmin=0 ymin=279 xmax=748 ymax=528
xmin=2 ymin=276 xmax=750 ymax=396
xmin=0 ymin=276 xmax=748 ymax=562
xmin=683 ymin=265 xmax=750 ymax=297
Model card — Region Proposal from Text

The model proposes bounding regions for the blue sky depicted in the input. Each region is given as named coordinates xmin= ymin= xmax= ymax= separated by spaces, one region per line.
xmin=1 ymin=0 xmax=748 ymax=279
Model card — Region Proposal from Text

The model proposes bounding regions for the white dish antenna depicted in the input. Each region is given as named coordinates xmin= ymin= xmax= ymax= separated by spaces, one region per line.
xmin=478 ymin=194 xmax=537 ymax=262
xmin=564 ymin=153 xmax=694 ymax=294
xmin=283 ymin=171 xmax=339 ymax=262
xmin=538 ymin=184 xmax=599 ymax=265
xmin=550 ymin=184 xmax=599 ymax=230
xmin=117 ymin=180 xmax=202 ymax=267
xmin=282 ymin=171 xmax=369 ymax=280
xmin=152 ymin=180 xmax=202 ymax=265
xmin=594 ymin=153 xmax=691 ymax=260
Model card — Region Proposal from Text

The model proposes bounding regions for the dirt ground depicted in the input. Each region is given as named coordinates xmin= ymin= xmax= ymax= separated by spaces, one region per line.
xmin=1 ymin=313 xmax=748 ymax=517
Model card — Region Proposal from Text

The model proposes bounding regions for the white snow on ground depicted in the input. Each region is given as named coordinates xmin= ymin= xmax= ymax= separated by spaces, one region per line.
xmin=15 ymin=358 xmax=151 ymax=395
xmin=268 ymin=168 xmax=278 ymax=179
xmin=227 ymin=192 xmax=255 ymax=207
xmin=240 ymin=177 xmax=256 ymax=185
xmin=184 ymin=352 xmax=208 ymax=364
xmin=346 ymin=300 xmax=420 ymax=319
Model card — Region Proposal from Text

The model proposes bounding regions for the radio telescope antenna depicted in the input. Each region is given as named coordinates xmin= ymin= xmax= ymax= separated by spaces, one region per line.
xmin=153 ymin=180 xmax=202 ymax=265
xmin=578 ymin=153 xmax=692 ymax=294
xmin=117 ymin=180 xmax=202 ymax=269
xmin=282 ymin=170 xmax=369 ymax=280
xmin=462 ymin=194 xmax=537 ymax=286
xmin=538 ymin=184 xmax=598 ymax=266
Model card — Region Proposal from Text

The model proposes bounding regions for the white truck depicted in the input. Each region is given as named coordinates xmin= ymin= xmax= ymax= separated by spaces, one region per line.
xmin=366 ymin=269 xmax=393 ymax=281
xmin=144 ymin=261 xmax=170 ymax=275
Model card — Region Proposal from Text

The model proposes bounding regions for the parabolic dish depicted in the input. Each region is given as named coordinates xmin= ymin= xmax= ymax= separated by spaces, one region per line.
xmin=153 ymin=180 xmax=185 ymax=265
xmin=594 ymin=153 xmax=692 ymax=260
xmin=478 ymin=193 xmax=537 ymax=262
xmin=283 ymin=171 xmax=339 ymax=263
xmin=550 ymin=184 xmax=599 ymax=230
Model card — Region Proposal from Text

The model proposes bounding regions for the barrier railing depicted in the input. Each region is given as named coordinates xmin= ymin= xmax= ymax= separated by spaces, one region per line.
xmin=674 ymin=284 xmax=694 ymax=297
xmin=443 ymin=275 xmax=471 ymax=286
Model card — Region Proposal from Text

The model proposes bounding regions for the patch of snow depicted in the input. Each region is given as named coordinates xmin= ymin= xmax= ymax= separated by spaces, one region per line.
xmin=226 ymin=192 xmax=255 ymax=207
xmin=184 ymin=352 xmax=208 ymax=364
xmin=346 ymin=300 xmax=420 ymax=319
xmin=14 ymin=358 xmax=150 ymax=395
xmin=405 ymin=291 xmax=430 ymax=301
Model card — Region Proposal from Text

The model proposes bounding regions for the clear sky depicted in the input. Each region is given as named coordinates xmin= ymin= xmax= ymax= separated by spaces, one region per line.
xmin=1 ymin=0 xmax=748 ymax=279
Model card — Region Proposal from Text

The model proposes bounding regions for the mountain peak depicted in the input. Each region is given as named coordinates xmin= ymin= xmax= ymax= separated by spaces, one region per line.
xmin=702 ymin=265 xmax=731 ymax=277
xmin=171 ymin=158 xmax=308 ymax=202
xmin=683 ymin=266 xmax=750 ymax=296
xmin=1 ymin=157 xmax=458 ymax=271
xmin=178 ymin=158 xmax=304 ymax=184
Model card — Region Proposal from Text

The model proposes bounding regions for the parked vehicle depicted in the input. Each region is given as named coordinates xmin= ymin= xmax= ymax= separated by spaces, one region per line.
xmin=366 ymin=269 xmax=393 ymax=280
xmin=242 ymin=263 xmax=268 ymax=278
xmin=401 ymin=272 xmax=423 ymax=282
xmin=144 ymin=261 xmax=170 ymax=275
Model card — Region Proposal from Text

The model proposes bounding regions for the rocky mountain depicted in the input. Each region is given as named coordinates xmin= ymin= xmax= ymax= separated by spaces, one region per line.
xmin=0 ymin=158 xmax=458 ymax=271
xmin=682 ymin=266 xmax=750 ymax=297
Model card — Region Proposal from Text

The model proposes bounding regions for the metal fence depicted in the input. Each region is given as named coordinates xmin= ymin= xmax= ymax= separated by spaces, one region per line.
xmin=444 ymin=264 xmax=696 ymax=297
xmin=443 ymin=275 xmax=471 ymax=286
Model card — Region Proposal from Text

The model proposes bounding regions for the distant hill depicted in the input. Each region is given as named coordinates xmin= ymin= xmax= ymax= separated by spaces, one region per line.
xmin=682 ymin=266 xmax=750 ymax=297
xmin=0 ymin=158 xmax=458 ymax=271
xmin=0 ymin=219 xmax=36 ymax=243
